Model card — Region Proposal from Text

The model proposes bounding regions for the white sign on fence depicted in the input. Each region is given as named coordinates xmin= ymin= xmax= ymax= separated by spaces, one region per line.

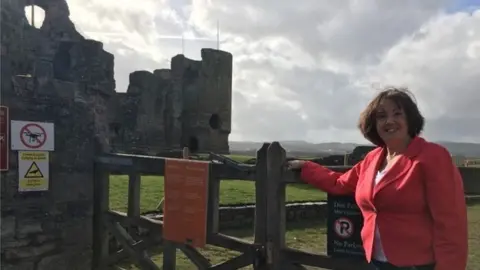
xmin=11 ymin=121 xmax=54 ymax=151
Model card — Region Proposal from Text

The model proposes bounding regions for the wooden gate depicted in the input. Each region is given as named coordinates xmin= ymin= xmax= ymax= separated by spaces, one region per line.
xmin=92 ymin=142 xmax=370 ymax=269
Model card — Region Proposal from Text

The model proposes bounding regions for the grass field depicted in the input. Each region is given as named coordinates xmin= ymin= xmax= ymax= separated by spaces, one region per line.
xmin=225 ymin=154 xmax=256 ymax=163
xmin=109 ymin=176 xmax=326 ymax=213
xmin=114 ymin=204 xmax=480 ymax=270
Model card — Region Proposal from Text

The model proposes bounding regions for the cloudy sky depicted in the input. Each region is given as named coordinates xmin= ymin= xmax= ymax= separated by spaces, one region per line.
xmin=28 ymin=0 xmax=480 ymax=143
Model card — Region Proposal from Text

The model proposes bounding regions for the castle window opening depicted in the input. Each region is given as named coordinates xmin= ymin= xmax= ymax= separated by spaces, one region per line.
xmin=24 ymin=5 xmax=45 ymax=29
xmin=209 ymin=114 xmax=221 ymax=130
xmin=188 ymin=136 xmax=199 ymax=152
xmin=53 ymin=42 xmax=73 ymax=81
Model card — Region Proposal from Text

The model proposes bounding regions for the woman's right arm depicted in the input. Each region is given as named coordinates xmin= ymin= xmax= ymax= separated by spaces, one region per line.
xmin=298 ymin=161 xmax=362 ymax=195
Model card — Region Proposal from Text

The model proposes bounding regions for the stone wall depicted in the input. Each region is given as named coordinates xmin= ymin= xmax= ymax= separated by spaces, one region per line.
xmin=1 ymin=0 xmax=234 ymax=268
xmin=143 ymin=201 xmax=328 ymax=231
xmin=1 ymin=77 xmax=97 ymax=270
xmin=0 ymin=1 xmax=110 ymax=269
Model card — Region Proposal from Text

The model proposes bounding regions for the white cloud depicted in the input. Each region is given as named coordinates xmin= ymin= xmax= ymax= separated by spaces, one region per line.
xmin=54 ymin=0 xmax=480 ymax=143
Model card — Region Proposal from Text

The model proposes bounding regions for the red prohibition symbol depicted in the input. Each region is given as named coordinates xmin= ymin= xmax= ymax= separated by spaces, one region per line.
xmin=20 ymin=123 xmax=47 ymax=149
xmin=334 ymin=217 xmax=354 ymax=239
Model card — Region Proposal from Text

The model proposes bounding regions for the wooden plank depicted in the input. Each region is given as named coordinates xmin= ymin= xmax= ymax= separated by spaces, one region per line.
xmin=208 ymin=152 xmax=255 ymax=173
xmin=211 ymin=163 xmax=255 ymax=180
xmin=106 ymin=221 xmax=160 ymax=270
xmin=128 ymin=170 xmax=141 ymax=236
xmin=106 ymin=238 xmax=162 ymax=265
xmin=208 ymin=233 xmax=255 ymax=253
xmin=209 ymin=253 xmax=253 ymax=270
xmin=162 ymin=240 xmax=176 ymax=270
xmin=283 ymin=247 xmax=371 ymax=270
xmin=96 ymin=154 xmax=134 ymax=166
xmin=207 ymin=164 xmax=220 ymax=234
xmin=92 ymin=163 xmax=110 ymax=270
xmin=178 ymin=244 xmax=212 ymax=269
xmin=254 ymin=143 xmax=269 ymax=270
xmin=107 ymin=210 xmax=163 ymax=234
xmin=128 ymin=172 xmax=141 ymax=217
xmin=265 ymin=142 xmax=287 ymax=270
xmin=96 ymin=153 xmax=166 ymax=175
xmin=290 ymin=263 xmax=308 ymax=270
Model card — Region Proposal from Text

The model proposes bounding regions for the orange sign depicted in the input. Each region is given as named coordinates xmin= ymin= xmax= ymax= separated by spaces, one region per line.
xmin=163 ymin=158 xmax=209 ymax=248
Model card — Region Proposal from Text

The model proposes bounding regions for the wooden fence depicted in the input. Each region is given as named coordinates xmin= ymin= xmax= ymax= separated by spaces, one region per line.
xmin=92 ymin=142 xmax=370 ymax=270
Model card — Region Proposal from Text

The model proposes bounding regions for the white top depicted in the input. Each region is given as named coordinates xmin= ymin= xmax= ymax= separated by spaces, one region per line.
xmin=372 ymin=170 xmax=388 ymax=262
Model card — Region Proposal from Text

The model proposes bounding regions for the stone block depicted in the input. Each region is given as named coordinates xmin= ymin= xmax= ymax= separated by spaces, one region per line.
xmin=1 ymin=261 xmax=35 ymax=270
xmin=1 ymin=216 xmax=15 ymax=239
xmin=4 ymin=242 xmax=56 ymax=260
xmin=49 ymin=174 xmax=94 ymax=202
xmin=34 ymin=233 xmax=60 ymax=244
xmin=17 ymin=220 xmax=43 ymax=236
xmin=60 ymin=218 xmax=92 ymax=246
xmin=37 ymin=250 xmax=92 ymax=270
xmin=1 ymin=238 xmax=30 ymax=250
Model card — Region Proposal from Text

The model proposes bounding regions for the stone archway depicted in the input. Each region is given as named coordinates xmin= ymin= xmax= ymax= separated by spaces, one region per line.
xmin=188 ymin=136 xmax=199 ymax=152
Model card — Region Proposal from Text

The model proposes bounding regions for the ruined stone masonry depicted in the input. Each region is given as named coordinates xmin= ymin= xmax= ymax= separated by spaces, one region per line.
xmin=1 ymin=0 xmax=232 ymax=269
xmin=112 ymin=50 xmax=233 ymax=155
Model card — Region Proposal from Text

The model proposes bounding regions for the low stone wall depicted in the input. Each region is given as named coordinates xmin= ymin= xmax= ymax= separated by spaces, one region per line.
xmin=461 ymin=167 xmax=480 ymax=194
xmin=218 ymin=201 xmax=327 ymax=229
xmin=143 ymin=201 xmax=328 ymax=230
xmin=141 ymin=195 xmax=480 ymax=231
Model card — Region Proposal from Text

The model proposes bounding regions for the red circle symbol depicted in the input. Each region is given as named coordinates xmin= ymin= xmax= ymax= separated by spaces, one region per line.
xmin=20 ymin=123 xmax=47 ymax=149
xmin=334 ymin=217 xmax=354 ymax=239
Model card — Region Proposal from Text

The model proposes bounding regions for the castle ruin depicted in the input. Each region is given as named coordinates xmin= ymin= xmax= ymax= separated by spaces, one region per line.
xmin=2 ymin=0 xmax=232 ymax=156
xmin=1 ymin=0 xmax=231 ymax=269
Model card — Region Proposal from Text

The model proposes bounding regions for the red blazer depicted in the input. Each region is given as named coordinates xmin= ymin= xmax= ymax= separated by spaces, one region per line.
xmin=301 ymin=136 xmax=468 ymax=270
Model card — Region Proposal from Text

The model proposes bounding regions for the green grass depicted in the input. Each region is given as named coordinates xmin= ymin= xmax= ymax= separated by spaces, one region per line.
xmin=109 ymin=176 xmax=326 ymax=213
xmin=225 ymin=154 xmax=256 ymax=163
xmin=113 ymin=204 xmax=480 ymax=270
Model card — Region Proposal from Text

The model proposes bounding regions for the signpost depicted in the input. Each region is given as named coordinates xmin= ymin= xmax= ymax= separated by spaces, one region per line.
xmin=163 ymin=158 xmax=209 ymax=248
xmin=0 ymin=106 xmax=9 ymax=171
xmin=327 ymin=194 xmax=365 ymax=259
xmin=18 ymin=151 xmax=49 ymax=192
xmin=11 ymin=120 xmax=54 ymax=151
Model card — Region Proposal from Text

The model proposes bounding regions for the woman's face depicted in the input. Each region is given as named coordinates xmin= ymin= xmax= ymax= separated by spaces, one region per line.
xmin=375 ymin=98 xmax=410 ymax=145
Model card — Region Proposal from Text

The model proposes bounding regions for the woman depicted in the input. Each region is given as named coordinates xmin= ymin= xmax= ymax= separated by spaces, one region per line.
xmin=288 ymin=88 xmax=468 ymax=270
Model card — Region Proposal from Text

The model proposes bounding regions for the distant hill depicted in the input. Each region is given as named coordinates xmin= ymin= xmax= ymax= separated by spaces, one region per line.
xmin=229 ymin=140 xmax=480 ymax=158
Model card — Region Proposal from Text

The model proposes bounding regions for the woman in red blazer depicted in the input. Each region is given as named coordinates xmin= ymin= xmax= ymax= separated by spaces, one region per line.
xmin=288 ymin=88 xmax=468 ymax=270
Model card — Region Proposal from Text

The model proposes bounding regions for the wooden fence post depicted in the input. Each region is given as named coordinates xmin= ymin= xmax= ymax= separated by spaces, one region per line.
xmin=92 ymin=162 xmax=110 ymax=269
xmin=265 ymin=142 xmax=287 ymax=270
xmin=207 ymin=160 xmax=220 ymax=235
xmin=128 ymin=162 xmax=141 ymax=235
xmin=254 ymin=143 xmax=270 ymax=269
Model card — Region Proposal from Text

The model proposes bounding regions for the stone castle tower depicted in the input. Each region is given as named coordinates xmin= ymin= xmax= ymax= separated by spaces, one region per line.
xmin=111 ymin=50 xmax=232 ymax=155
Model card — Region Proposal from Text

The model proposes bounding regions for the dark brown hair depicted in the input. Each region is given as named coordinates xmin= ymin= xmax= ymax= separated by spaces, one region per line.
xmin=357 ymin=87 xmax=425 ymax=146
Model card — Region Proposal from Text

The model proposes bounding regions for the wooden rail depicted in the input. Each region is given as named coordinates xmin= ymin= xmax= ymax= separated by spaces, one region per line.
xmin=92 ymin=143 xmax=371 ymax=269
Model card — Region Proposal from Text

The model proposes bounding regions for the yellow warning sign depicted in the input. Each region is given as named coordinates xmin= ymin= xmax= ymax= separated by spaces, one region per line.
xmin=18 ymin=151 xmax=49 ymax=192
xmin=24 ymin=162 xmax=44 ymax=178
